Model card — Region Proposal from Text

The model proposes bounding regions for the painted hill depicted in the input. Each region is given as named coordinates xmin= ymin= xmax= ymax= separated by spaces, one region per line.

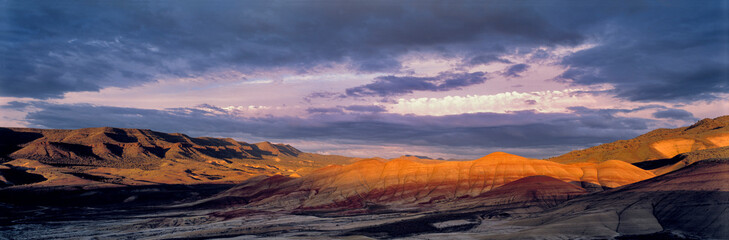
xmin=199 ymin=152 xmax=654 ymax=213
xmin=495 ymin=158 xmax=729 ymax=240
xmin=0 ymin=127 xmax=356 ymax=188
xmin=548 ymin=116 xmax=729 ymax=164
xmin=444 ymin=175 xmax=589 ymax=210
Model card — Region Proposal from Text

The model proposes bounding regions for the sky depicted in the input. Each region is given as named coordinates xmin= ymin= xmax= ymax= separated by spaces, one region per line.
xmin=1 ymin=0 xmax=728 ymax=159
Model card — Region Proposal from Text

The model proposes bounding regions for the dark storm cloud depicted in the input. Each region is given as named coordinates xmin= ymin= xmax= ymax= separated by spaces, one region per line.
xmin=0 ymin=101 xmax=32 ymax=110
xmin=558 ymin=2 xmax=729 ymax=101
xmin=344 ymin=105 xmax=386 ymax=113
xmin=567 ymin=105 xmax=666 ymax=115
xmin=346 ymin=71 xmax=487 ymax=97
xmin=529 ymin=49 xmax=551 ymax=60
xmin=16 ymin=102 xmax=657 ymax=158
xmin=502 ymin=64 xmax=530 ymax=77
xmin=4 ymin=1 xmax=724 ymax=102
xmin=561 ymin=105 xmax=685 ymax=129
xmin=652 ymin=109 xmax=696 ymax=121
xmin=306 ymin=107 xmax=344 ymax=114
xmin=303 ymin=91 xmax=345 ymax=103
xmin=465 ymin=54 xmax=512 ymax=66
xmin=2 ymin=0 xmax=588 ymax=99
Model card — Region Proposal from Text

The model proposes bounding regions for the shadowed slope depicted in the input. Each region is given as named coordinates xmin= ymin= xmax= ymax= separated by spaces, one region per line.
xmin=632 ymin=146 xmax=729 ymax=175
xmin=496 ymin=158 xmax=729 ymax=240
xmin=549 ymin=116 xmax=729 ymax=164
xmin=468 ymin=175 xmax=588 ymax=209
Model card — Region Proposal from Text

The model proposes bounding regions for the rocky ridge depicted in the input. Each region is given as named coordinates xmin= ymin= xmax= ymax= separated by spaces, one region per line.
xmin=549 ymin=116 xmax=729 ymax=164
xmin=0 ymin=127 xmax=356 ymax=187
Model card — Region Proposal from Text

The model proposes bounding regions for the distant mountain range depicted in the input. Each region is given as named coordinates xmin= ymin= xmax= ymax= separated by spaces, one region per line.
xmin=0 ymin=127 xmax=356 ymax=187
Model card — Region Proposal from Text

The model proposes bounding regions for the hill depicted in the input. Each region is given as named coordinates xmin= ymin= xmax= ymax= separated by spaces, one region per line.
xmin=0 ymin=127 xmax=357 ymax=188
xmin=488 ymin=158 xmax=729 ymax=239
xmin=1 ymin=126 xmax=727 ymax=239
xmin=548 ymin=116 xmax=729 ymax=164
xmin=197 ymin=152 xmax=654 ymax=213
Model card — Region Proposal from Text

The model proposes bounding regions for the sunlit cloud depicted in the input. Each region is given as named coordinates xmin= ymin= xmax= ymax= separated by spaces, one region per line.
xmin=390 ymin=88 xmax=608 ymax=116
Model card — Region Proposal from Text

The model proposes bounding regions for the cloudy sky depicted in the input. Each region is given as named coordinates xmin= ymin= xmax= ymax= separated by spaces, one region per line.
xmin=1 ymin=0 xmax=728 ymax=159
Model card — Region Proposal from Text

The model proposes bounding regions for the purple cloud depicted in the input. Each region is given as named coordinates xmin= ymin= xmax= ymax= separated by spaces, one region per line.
xmin=502 ymin=64 xmax=530 ymax=77
xmin=344 ymin=105 xmax=386 ymax=113
xmin=653 ymin=109 xmax=696 ymax=121
xmin=6 ymin=101 xmax=662 ymax=159
xmin=346 ymin=71 xmax=487 ymax=97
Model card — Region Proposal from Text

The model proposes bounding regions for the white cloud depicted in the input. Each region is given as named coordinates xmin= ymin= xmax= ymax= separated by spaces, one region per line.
xmin=390 ymin=88 xmax=608 ymax=116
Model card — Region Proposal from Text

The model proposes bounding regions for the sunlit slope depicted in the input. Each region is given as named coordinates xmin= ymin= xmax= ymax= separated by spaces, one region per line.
xmin=549 ymin=116 xmax=729 ymax=164
xmin=0 ymin=127 xmax=357 ymax=187
xmin=205 ymin=152 xmax=654 ymax=211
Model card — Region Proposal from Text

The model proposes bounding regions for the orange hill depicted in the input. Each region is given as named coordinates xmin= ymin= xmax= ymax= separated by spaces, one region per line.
xmin=203 ymin=152 xmax=654 ymax=211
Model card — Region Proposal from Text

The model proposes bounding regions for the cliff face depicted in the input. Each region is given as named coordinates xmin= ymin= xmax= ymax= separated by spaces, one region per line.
xmin=206 ymin=152 xmax=654 ymax=212
xmin=548 ymin=116 xmax=729 ymax=164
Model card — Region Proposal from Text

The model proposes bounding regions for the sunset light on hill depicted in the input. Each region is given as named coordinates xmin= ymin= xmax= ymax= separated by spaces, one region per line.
xmin=1 ymin=1 xmax=728 ymax=239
